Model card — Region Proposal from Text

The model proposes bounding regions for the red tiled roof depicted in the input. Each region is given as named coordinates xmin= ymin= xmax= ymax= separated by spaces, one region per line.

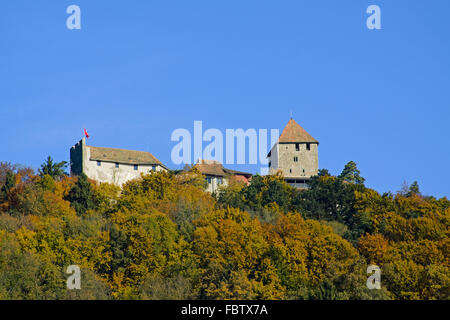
xmin=277 ymin=119 xmax=318 ymax=143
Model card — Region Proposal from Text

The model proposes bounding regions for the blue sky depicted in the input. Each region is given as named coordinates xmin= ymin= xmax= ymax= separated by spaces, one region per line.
xmin=1 ymin=0 xmax=449 ymax=198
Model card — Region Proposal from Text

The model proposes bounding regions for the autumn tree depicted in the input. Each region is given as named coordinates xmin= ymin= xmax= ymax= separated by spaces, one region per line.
xmin=193 ymin=207 xmax=284 ymax=299
xmin=0 ymin=232 xmax=65 ymax=299
xmin=0 ymin=158 xmax=448 ymax=300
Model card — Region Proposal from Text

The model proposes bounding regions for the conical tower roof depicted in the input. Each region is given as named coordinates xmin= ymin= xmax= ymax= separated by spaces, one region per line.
xmin=277 ymin=119 xmax=318 ymax=143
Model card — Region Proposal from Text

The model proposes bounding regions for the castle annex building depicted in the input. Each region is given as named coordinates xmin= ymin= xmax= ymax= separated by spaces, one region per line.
xmin=194 ymin=159 xmax=252 ymax=193
xmin=267 ymin=119 xmax=319 ymax=188
xmin=70 ymin=138 xmax=167 ymax=186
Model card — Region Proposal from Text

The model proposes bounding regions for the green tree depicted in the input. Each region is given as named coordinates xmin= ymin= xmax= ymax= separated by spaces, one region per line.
xmin=218 ymin=174 xmax=293 ymax=214
xmin=38 ymin=156 xmax=67 ymax=180
xmin=66 ymin=173 xmax=96 ymax=215
xmin=0 ymin=234 xmax=65 ymax=299
xmin=139 ymin=274 xmax=196 ymax=299
xmin=339 ymin=161 xmax=365 ymax=185
xmin=0 ymin=171 xmax=15 ymax=203
xmin=318 ymin=169 xmax=331 ymax=177
xmin=407 ymin=181 xmax=421 ymax=197
xmin=293 ymin=175 xmax=358 ymax=223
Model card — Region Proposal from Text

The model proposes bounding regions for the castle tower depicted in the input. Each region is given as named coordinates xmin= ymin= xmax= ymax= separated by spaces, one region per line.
xmin=267 ymin=118 xmax=319 ymax=188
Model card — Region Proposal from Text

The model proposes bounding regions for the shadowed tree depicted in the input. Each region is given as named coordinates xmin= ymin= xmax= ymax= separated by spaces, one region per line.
xmin=66 ymin=173 xmax=96 ymax=215
xmin=0 ymin=171 xmax=15 ymax=203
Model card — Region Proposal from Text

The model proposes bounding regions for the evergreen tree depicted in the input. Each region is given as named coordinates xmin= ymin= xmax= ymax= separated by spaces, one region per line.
xmin=407 ymin=181 xmax=420 ymax=196
xmin=318 ymin=169 xmax=331 ymax=177
xmin=66 ymin=173 xmax=96 ymax=215
xmin=38 ymin=156 xmax=67 ymax=180
xmin=293 ymin=175 xmax=361 ymax=225
xmin=339 ymin=161 xmax=365 ymax=185
xmin=0 ymin=171 xmax=15 ymax=202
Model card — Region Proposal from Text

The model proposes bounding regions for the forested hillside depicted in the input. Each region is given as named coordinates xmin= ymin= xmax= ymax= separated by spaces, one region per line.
xmin=0 ymin=159 xmax=448 ymax=300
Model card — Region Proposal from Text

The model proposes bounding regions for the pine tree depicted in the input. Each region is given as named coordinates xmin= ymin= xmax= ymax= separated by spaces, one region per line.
xmin=338 ymin=161 xmax=365 ymax=185
xmin=318 ymin=169 xmax=331 ymax=177
xmin=66 ymin=173 xmax=96 ymax=215
xmin=38 ymin=156 xmax=67 ymax=180
xmin=0 ymin=171 xmax=15 ymax=202
xmin=407 ymin=181 xmax=420 ymax=196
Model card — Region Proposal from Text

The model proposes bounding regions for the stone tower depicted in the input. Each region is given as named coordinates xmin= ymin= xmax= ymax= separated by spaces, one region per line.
xmin=267 ymin=118 xmax=319 ymax=188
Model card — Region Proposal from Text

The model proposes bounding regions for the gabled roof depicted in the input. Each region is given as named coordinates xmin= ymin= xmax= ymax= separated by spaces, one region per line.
xmin=88 ymin=145 xmax=167 ymax=168
xmin=194 ymin=161 xmax=226 ymax=177
xmin=194 ymin=160 xmax=252 ymax=178
xmin=277 ymin=119 xmax=318 ymax=143
xmin=223 ymin=168 xmax=252 ymax=178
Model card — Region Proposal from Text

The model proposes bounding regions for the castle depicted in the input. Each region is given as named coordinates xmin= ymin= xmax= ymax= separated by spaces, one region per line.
xmin=70 ymin=118 xmax=319 ymax=190
xmin=267 ymin=118 xmax=319 ymax=188
xmin=70 ymin=138 xmax=167 ymax=186
xmin=193 ymin=159 xmax=253 ymax=193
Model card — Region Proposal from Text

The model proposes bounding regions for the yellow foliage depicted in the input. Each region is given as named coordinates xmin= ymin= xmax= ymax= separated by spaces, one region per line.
xmin=358 ymin=233 xmax=391 ymax=265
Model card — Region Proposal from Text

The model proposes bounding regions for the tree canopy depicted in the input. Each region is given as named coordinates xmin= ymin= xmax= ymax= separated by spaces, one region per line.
xmin=0 ymin=160 xmax=448 ymax=300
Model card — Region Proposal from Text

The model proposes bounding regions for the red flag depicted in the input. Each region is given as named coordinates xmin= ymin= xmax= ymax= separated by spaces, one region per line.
xmin=84 ymin=128 xmax=89 ymax=138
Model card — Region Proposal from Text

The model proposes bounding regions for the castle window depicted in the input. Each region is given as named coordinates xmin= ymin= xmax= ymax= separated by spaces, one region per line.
xmin=97 ymin=161 xmax=101 ymax=166
xmin=294 ymin=156 xmax=298 ymax=162
xmin=269 ymin=161 xmax=271 ymax=168
xmin=115 ymin=163 xmax=119 ymax=168
xmin=134 ymin=165 xmax=138 ymax=171
xmin=306 ymin=143 xmax=311 ymax=151
xmin=289 ymin=169 xmax=292 ymax=173
xmin=295 ymin=143 xmax=300 ymax=151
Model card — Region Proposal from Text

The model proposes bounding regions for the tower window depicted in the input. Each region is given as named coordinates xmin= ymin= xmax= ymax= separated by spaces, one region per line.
xmin=306 ymin=143 xmax=311 ymax=151
xmin=295 ymin=143 xmax=300 ymax=151
xmin=289 ymin=169 xmax=292 ymax=173
xmin=115 ymin=163 xmax=119 ymax=168
xmin=97 ymin=161 xmax=101 ymax=166
xmin=134 ymin=165 xmax=138 ymax=171
xmin=294 ymin=156 xmax=298 ymax=162
xmin=269 ymin=161 xmax=271 ymax=168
